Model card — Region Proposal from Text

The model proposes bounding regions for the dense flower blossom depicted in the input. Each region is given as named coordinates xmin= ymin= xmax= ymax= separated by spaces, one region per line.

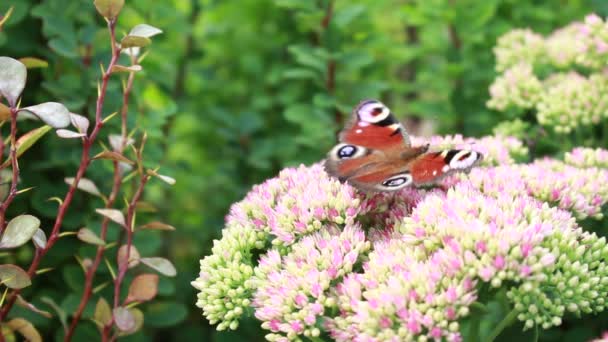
xmin=411 ymin=134 xmax=528 ymax=166
xmin=487 ymin=63 xmax=543 ymax=112
xmin=194 ymin=143 xmax=608 ymax=340
xmin=192 ymin=164 xmax=362 ymax=330
xmin=328 ymin=182 xmax=608 ymax=341
xmin=565 ymin=147 xmax=608 ymax=168
xmin=545 ymin=22 xmax=586 ymax=68
xmin=464 ymin=158 xmax=608 ymax=220
xmin=536 ymin=73 xmax=608 ymax=133
xmin=493 ymin=29 xmax=545 ymax=72
xmin=252 ymin=225 xmax=369 ymax=341
xmin=574 ymin=14 xmax=608 ymax=69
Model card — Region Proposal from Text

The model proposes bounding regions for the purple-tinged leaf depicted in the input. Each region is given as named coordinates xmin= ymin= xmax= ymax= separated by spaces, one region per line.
xmin=117 ymin=308 xmax=143 ymax=336
xmin=140 ymin=257 xmax=177 ymax=277
xmin=77 ymin=228 xmax=105 ymax=246
xmin=95 ymin=209 xmax=126 ymax=227
xmin=113 ymin=307 xmax=135 ymax=332
xmin=19 ymin=102 xmax=70 ymax=128
xmin=56 ymin=129 xmax=86 ymax=139
xmin=0 ymin=57 xmax=26 ymax=107
xmin=109 ymin=134 xmax=134 ymax=151
xmin=69 ymin=113 xmax=89 ymax=133
xmin=129 ymin=24 xmax=163 ymax=38
xmin=65 ymin=177 xmax=102 ymax=197
xmin=0 ymin=264 xmax=31 ymax=289
xmin=127 ymin=273 xmax=159 ymax=303
xmin=0 ymin=215 xmax=40 ymax=249
xmin=117 ymin=245 xmax=140 ymax=268
xmin=32 ymin=229 xmax=46 ymax=249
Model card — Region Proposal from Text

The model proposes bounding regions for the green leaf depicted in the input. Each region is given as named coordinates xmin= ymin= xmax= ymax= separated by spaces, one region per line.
xmin=127 ymin=273 xmax=158 ymax=303
xmin=40 ymin=297 xmax=68 ymax=332
xmin=93 ymin=298 xmax=112 ymax=329
xmin=18 ymin=57 xmax=48 ymax=69
xmin=129 ymin=24 xmax=163 ymax=38
xmin=93 ymin=0 xmax=124 ymax=19
xmin=76 ymin=228 xmax=105 ymax=246
xmin=140 ymin=257 xmax=176 ymax=277
xmin=16 ymin=295 xmax=52 ymax=318
xmin=65 ymin=177 xmax=102 ymax=197
xmin=120 ymin=35 xmax=151 ymax=49
xmin=0 ymin=264 xmax=31 ymax=289
xmin=113 ymin=307 xmax=135 ymax=332
xmin=18 ymin=102 xmax=71 ymax=128
xmin=0 ymin=215 xmax=41 ymax=249
xmin=15 ymin=125 xmax=52 ymax=160
xmin=6 ymin=318 xmax=41 ymax=342
xmin=95 ymin=209 xmax=126 ymax=227
xmin=0 ymin=56 xmax=26 ymax=107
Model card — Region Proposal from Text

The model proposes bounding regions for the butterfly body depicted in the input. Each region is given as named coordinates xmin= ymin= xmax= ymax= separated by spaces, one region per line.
xmin=325 ymin=100 xmax=482 ymax=192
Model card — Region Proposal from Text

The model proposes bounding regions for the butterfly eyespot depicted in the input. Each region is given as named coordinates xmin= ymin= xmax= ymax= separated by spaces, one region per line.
xmin=329 ymin=143 xmax=367 ymax=160
xmin=379 ymin=172 xmax=413 ymax=190
xmin=447 ymin=150 xmax=481 ymax=170
xmin=338 ymin=145 xmax=357 ymax=158
xmin=357 ymin=100 xmax=391 ymax=124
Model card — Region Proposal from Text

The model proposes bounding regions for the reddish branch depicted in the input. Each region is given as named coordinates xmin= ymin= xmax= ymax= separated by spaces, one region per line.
xmin=0 ymin=18 xmax=122 ymax=323
xmin=0 ymin=106 xmax=20 ymax=235
xmin=101 ymin=174 xmax=149 ymax=341
xmin=65 ymin=54 xmax=138 ymax=341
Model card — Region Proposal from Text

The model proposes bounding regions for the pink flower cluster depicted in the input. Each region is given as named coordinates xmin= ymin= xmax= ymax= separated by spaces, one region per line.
xmin=252 ymin=225 xmax=369 ymax=341
xmin=194 ymin=138 xmax=608 ymax=340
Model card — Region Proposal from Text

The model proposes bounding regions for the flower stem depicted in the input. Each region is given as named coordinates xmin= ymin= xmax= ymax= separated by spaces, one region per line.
xmin=486 ymin=307 xmax=518 ymax=342
xmin=0 ymin=105 xmax=20 ymax=235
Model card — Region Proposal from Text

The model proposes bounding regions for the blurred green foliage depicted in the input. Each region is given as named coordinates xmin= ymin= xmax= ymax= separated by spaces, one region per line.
xmin=1 ymin=0 xmax=608 ymax=340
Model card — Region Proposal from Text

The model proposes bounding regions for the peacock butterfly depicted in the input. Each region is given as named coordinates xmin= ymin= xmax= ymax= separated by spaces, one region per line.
xmin=324 ymin=100 xmax=482 ymax=192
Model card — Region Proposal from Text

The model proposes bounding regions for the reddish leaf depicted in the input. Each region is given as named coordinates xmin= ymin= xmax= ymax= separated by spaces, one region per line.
xmin=127 ymin=273 xmax=158 ymax=303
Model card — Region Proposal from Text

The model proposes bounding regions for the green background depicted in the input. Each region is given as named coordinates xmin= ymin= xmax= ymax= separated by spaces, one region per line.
xmin=1 ymin=0 xmax=608 ymax=340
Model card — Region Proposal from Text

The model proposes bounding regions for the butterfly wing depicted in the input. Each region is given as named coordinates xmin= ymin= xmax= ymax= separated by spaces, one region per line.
xmin=325 ymin=100 xmax=424 ymax=191
xmin=325 ymin=99 xmax=482 ymax=192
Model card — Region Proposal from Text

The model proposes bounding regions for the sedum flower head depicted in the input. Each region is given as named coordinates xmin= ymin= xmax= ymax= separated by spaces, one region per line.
xmin=465 ymin=159 xmax=608 ymax=220
xmin=493 ymin=29 xmax=545 ymax=72
xmin=411 ymin=134 xmax=528 ymax=166
xmin=252 ymin=225 xmax=369 ymax=341
xmin=487 ymin=63 xmax=543 ymax=112
xmin=574 ymin=14 xmax=608 ymax=69
xmin=545 ymin=22 xmax=586 ymax=68
xmin=193 ymin=164 xmax=362 ymax=330
xmin=536 ymin=73 xmax=608 ymax=133
xmin=565 ymin=147 xmax=608 ymax=168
